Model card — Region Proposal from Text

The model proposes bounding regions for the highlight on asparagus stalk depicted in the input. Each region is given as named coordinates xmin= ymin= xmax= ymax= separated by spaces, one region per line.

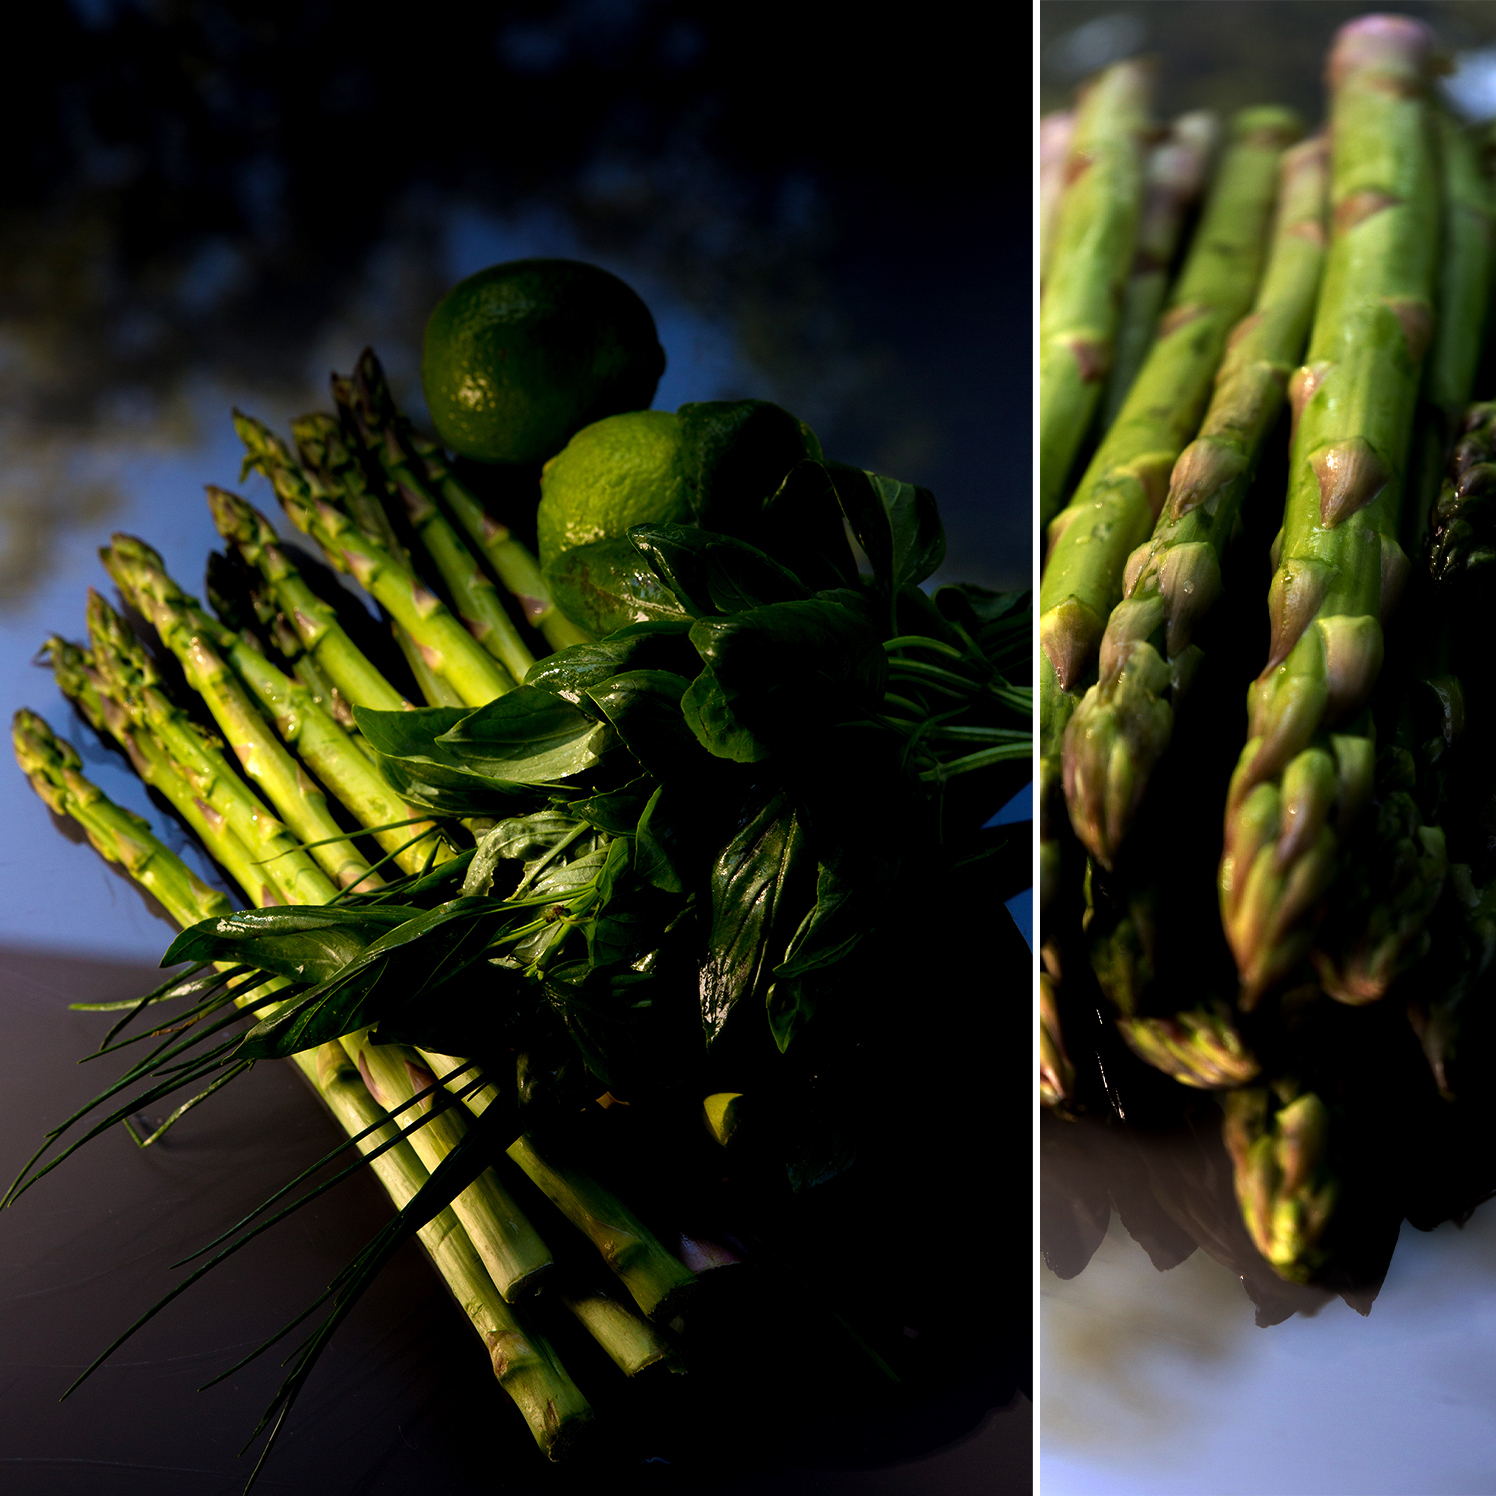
xmin=1064 ymin=131 xmax=1329 ymax=869
xmin=1038 ymin=57 xmax=1153 ymax=529
xmin=235 ymin=409 xmax=516 ymax=707
xmin=1040 ymin=105 xmax=1302 ymax=917
xmin=1219 ymin=17 xmax=1440 ymax=1006
xmin=1038 ymin=109 xmax=1077 ymax=286
xmin=1101 ymin=110 xmax=1223 ymax=427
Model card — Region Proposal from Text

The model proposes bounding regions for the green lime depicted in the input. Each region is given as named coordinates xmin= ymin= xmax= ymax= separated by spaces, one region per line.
xmin=422 ymin=259 xmax=666 ymax=465
xmin=537 ymin=410 xmax=693 ymax=569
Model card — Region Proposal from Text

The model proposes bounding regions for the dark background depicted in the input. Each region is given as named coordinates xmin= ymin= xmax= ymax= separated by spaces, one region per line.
xmin=0 ymin=3 xmax=1031 ymax=1492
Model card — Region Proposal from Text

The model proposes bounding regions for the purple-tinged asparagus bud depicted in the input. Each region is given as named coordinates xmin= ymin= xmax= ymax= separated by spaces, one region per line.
xmin=1040 ymin=597 xmax=1105 ymax=692
xmin=1116 ymin=1002 xmax=1260 ymax=1089
xmin=1330 ymin=733 xmax=1376 ymax=833
xmin=1264 ymin=557 xmax=1333 ymax=669
xmin=1312 ymin=438 xmax=1390 ymax=527
xmin=1379 ymin=535 xmax=1410 ymax=618
xmin=1275 ymin=747 xmax=1338 ymax=871
xmin=1288 ymin=361 xmax=1333 ymax=439
xmin=1157 ymin=541 xmax=1223 ymax=656
xmin=1097 ymin=595 xmax=1164 ymax=679
xmin=1383 ymin=296 xmax=1434 ymax=364
xmin=1245 ymin=668 xmax=1330 ymax=786
xmin=1166 ymin=434 xmax=1248 ymax=520
xmin=1317 ymin=613 xmax=1384 ymax=722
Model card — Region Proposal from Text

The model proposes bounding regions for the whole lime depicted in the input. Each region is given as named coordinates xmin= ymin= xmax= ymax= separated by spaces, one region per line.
xmin=422 ymin=259 xmax=666 ymax=465
xmin=536 ymin=410 xmax=693 ymax=570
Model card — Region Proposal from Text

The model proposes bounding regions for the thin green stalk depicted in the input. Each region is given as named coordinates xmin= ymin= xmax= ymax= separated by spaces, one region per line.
xmin=206 ymin=485 xmax=411 ymax=714
xmin=86 ymin=590 xmax=337 ymax=907
xmin=102 ymin=537 xmax=380 ymax=893
xmin=235 ymin=411 xmax=515 ymax=707
xmin=339 ymin=1028 xmax=553 ymax=1302
xmin=107 ymin=538 xmax=452 ymax=876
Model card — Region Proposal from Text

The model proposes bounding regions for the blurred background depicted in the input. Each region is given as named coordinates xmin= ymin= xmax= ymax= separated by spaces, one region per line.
xmin=0 ymin=5 xmax=1030 ymax=1492
xmin=0 ymin=0 xmax=1028 ymax=959
xmin=1042 ymin=5 xmax=1496 ymax=1494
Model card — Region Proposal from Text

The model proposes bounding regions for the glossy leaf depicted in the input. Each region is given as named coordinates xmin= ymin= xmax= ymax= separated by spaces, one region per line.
xmin=685 ymin=598 xmax=887 ymax=757
xmin=698 ymin=793 xmax=811 ymax=1045
xmin=237 ymin=897 xmax=512 ymax=1059
xmin=544 ymin=535 xmax=692 ymax=637
xmin=354 ymin=705 xmax=539 ymax=815
xmin=628 ymin=522 xmax=808 ymax=617
xmin=436 ymin=686 xmax=615 ymax=783
xmin=523 ymin=622 xmax=695 ymax=706
xmin=584 ymin=668 xmax=699 ymax=779
xmin=825 ymin=461 xmax=945 ymax=592
xmin=634 ymin=784 xmax=685 ymax=893
xmin=760 ymin=459 xmax=860 ymax=589
xmin=677 ymin=398 xmax=821 ymax=537
xmin=164 ymin=906 xmax=417 ymax=984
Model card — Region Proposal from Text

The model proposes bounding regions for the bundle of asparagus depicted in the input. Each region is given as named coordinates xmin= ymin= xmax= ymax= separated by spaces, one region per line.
xmin=15 ymin=328 xmax=1029 ymax=1477
xmin=1041 ymin=13 xmax=1496 ymax=1298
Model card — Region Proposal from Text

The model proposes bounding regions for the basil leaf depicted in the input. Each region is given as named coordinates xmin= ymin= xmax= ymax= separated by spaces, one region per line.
xmin=584 ymin=668 xmax=699 ymax=779
xmin=544 ymin=535 xmax=692 ymax=637
xmin=437 ymin=686 xmax=614 ymax=783
xmin=698 ymin=793 xmax=811 ymax=1046
xmin=680 ymin=665 xmax=770 ymax=763
xmin=163 ymin=905 xmax=418 ymax=984
xmin=524 ymin=622 xmax=695 ymax=705
xmin=825 ymin=461 xmax=945 ymax=592
xmin=677 ymin=397 xmax=821 ymax=537
xmin=759 ymin=459 xmax=860 ymax=589
xmin=628 ymin=522 xmax=808 ymax=617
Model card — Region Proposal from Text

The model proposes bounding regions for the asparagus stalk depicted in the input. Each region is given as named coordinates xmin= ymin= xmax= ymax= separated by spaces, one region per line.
xmin=84 ymin=590 xmax=338 ymax=907
xmin=205 ymin=548 xmax=361 ymax=734
xmin=339 ymin=1029 xmax=554 ymax=1302
xmin=1404 ymin=112 xmax=1496 ymax=556
xmin=44 ymin=637 xmax=276 ymax=905
xmin=104 ymin=537 xmax=451 ymax=877
xmin=1040 ymin=107 xmax=1302 ymax=916
xmin=1064 ymin=133 xmax=1329 ymax=868
xmin=13 ymin=726 xmax=592 ymax=1455
xmin=312 ymin=1044 xmax=592 ymax=1456
xmin=235 ymin=412 xmax=515 ymax=707
xmin=1038 ymin=109 xmax=1076 ymax=286
xmin=1219 ymin=18 xmax=1440 ymax=1004
xmin=339 ymin=350 xmax=588 ymax=652
xmin=504 ymin=1134 xmax=697 ymax=1324
xmin=13 ymin=710 xmax=234 ymax=925
xmin=422 ymin=1061 xmax=696 ymax=1324
xmin=325 ymin=365 xmax=540 ymax=679
xmin=101 ymin=537 xmax=381 ymax=894
xmin=1038 ymin=970 xmax=1075 ymax=1110
xmin=1222 ymin=1086 xmax=1336 ymax=1284
xmin=206 ymin=485 xmax=411 ymax=713
xmin=1039 ymin=58 xmax=1152 ymax=528
xmin=1101 ymin=111 xmax=1222 ymax=428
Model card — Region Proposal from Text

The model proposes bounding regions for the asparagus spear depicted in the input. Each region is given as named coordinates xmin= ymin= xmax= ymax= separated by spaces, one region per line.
xmin=312 ymin=1044 xmax=593 ymax=1456
xmin=326 ymin=364 xmax=540 ymax=680
xmin=1038 ymin=109 xmax=1076 ymax=287
xmin=421 ymin=1060 xmax=696 ymax=1325
xmin=15 ymin=719 xmax=593 ymax=1455
xmin=1064 ymin=132 xmax=1329 ymax=868
xmin=339 ymin=1028 xmax=554 ymax=1301
xmin=101 ymin=537 xmax=381 ymax=893
xmin=84 ymin=590 xmax=338 ymax=907
xmin=1219 ymin=18 xmax=1440 ymax=1004
xmin=1222 ymin=1086 xmax=1336 ymax=1284
xmin=1101 ymin=111 xmax=1222 ymax=428
xmin=44 ymin=637 xmax=276 ymax=905
xmin=1040 ymin=107 xmax=1302 ymax=915
xmin=235 ymin=411 xmax=515 ymax=707
xmin=104 ymin=537 xmax=452 ymax=877
xmin=1404 ymin=112 xmax=1496 ymax=557
xmin=206 ymin=484 xmax=412 ymax=714
xmin=1115 ymin=1003 xmax=1260 ymax=1090
xmin=1039 ymin=57 xmax=1153 ymax=528
xmin=13 ymin=710 xmax=233 ymax=925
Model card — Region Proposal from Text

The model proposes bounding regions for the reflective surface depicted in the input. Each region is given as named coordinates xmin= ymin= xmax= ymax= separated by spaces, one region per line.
xmin=0 ymin=6 xmax=1028 ymax=1490
xmin=1041 ymin=4 xmax=1496 ymax=1492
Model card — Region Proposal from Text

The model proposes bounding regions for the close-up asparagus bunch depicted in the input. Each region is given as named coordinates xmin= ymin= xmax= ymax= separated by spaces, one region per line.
xmin=1041 ymin=12 xmax=1496 ymax=1302
xmin=13 ymin=273 xmax=1030 ymax=1485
